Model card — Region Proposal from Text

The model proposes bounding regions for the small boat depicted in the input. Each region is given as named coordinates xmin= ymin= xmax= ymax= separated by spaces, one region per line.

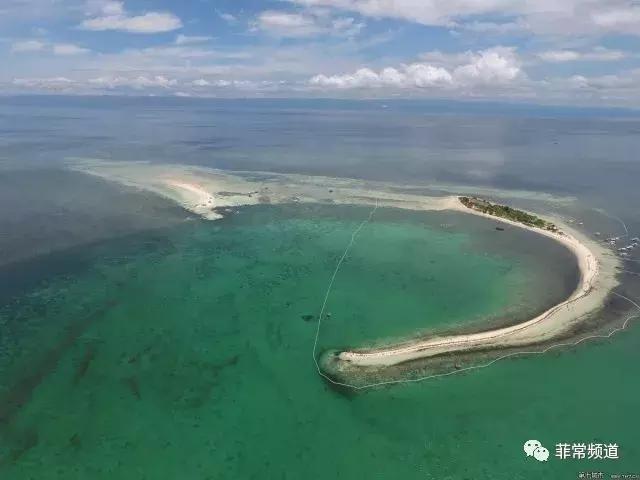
xmin=495 ymin=227 xmax=505 ymax=231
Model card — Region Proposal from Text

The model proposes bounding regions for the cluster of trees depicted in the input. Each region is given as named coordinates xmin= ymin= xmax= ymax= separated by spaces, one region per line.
xmin=459 ymin=197 xmax=559 ymax=232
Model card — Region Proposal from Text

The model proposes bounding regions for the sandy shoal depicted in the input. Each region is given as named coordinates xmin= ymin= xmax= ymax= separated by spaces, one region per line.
xmin=68 ymin=159 xmax=621 ymax=366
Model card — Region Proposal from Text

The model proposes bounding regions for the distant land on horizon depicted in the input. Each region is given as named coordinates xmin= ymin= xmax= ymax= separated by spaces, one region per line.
xmin=2 ymin=94 xmax=640 ymax=118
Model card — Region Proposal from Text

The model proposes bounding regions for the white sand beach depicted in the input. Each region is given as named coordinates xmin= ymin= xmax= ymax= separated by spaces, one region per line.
xmin=69 ymin=159 xmax=621 ymax=367
xmin=338 ymin=203 xmax=618 ymax=366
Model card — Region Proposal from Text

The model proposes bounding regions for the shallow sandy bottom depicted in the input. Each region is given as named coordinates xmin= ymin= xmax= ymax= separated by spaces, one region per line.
xmin=68 ymin=159 xmax=620 ymax=372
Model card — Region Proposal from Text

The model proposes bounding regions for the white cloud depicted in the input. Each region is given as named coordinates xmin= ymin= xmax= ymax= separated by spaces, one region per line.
xmin=190 ymin=78 xmax=264 ymax=89
xmin=288 ymin=0 xmax=520 ymax=27
xmin=287 ymin=0 xmax=640 ymax=37
xmin=331 ymin=17 xmax=365 ymax=36
xmin=85 ymin=0 xmax=125 ymax=16
xmin=9 ymin=74 xmax=179 ymax=93
xmin=192 ymin=78 xmax=211 ymax=87
xmin=10 ymin=39 xmax=90 ymax=55
xmin=453 ymin=47 xmax=521 ymax=85
xmin=81 ymin=1 xmax=182 ymax=33
xmin=81 ymin=12 xmax=182 ymax=33
xmin=566 ymin=72 xmax=638 ymax=90
xmin=462 ymin=20 xmax=525 ymax=35
xmin=10 ymin=40 xmax=47 ymax=52
xmin=8 ymin=74 xmax=289 ymax=95
xmin=175 ymin=34 xmax=213 ymax=45
xmin=12 ymin=76 xmax=76 ymax=90
xmin=4 ymin=3 xmax=640 ymax=107
xmin=8 ymin=64 xmax=640 ymax=106
xmin=591 ymin=7 xmax=640 ymax=34
xmin=254 ymin=10 xmax=364 ymax=37
xmin=255 ymin=11 xmax=323 ymax=37
xmin=311 ymin=68 xmax=382 ymax=88
xmin=87 ymin=75 xmax=178 ymax=89
xmin=109 ymin=45 xmax=234 ymax=61
xmin=310 ymin=47 xmax=521 ymax=91
xmin=538 ymin=50 xmax=581 ymax=63
xmin=52 ymin=43 xmax=90 ymax=55
xmin=538 ymin=47 xmax=626 ymax=63
xmin=404 ymin=64 xmax=454 ymax=86
xmin=217 ymin=11 xmax=238 ymax=24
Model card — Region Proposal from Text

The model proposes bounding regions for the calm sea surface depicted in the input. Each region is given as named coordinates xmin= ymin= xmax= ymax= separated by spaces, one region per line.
xmin=0 ymin=97 xmax=639 ymax=479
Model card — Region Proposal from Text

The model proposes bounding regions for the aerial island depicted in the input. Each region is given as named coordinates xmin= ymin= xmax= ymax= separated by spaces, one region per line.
xmin=70 ymin=159 xmax=620 ymax=385
xmin=326 ymin=194 xmax=618 ymax=381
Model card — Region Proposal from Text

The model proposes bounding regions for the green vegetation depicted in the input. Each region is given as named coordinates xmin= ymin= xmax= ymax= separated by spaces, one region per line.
xmin=459 ymin=196 xmax=560 ymax=233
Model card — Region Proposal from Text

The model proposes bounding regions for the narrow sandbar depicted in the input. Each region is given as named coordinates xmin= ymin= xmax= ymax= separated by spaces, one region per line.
xmin=336 ymin=199 xmax=618 ymax=367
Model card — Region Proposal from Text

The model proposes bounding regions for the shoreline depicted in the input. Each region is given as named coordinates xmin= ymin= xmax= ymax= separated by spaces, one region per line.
xmin=336 ymin=199 xmax=612 ymax=367
xmin=68 ymin=159 xmax=621 ymax=371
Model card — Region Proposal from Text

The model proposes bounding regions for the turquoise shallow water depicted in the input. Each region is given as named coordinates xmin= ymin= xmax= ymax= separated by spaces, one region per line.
xmin=0 ymin=204 xmax=636 ymax=479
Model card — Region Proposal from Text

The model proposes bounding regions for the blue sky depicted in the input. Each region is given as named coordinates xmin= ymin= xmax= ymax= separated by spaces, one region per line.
xmin=2 ymin=0 xmax=640 ymax=106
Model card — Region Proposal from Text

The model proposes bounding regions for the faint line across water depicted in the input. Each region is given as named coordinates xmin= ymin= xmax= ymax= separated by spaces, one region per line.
xmin=312 ymin=199 xmax=379 ymax=377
